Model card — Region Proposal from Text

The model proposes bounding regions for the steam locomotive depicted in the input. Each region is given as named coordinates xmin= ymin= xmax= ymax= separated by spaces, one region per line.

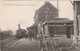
xmin=15 ymin=24 xmax=28 ymax=39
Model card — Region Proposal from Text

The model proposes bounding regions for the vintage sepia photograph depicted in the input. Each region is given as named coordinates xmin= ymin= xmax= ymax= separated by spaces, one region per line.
xmin=0 ymin=0 xmax=80 ymax=51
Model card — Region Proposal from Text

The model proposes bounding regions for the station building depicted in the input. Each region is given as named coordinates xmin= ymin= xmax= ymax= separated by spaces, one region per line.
xmin=32 ymin=1 xmax=73 ymax=38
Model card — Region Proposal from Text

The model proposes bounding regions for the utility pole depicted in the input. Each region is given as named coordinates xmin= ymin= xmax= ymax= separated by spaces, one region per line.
xmin=57 ymin=0 xmax=59 ymax=17
xmin=45 ymin=6 xmax=49 ymax=21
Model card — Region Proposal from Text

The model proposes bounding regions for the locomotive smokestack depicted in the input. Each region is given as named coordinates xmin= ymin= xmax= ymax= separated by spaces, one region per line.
xmin=45 ymin=1 xmax=49 ymax=4
xmin=18 ymin=24 xmax=21 ymax=29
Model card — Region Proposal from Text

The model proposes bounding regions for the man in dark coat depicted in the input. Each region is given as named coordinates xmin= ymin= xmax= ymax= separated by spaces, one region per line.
xmin=27 ymin=28 xmax=34 ymax=41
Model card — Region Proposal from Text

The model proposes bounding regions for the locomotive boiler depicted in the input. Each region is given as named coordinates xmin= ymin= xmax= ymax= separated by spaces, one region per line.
xmin=15 ymin=24 xmax=27 ymax=39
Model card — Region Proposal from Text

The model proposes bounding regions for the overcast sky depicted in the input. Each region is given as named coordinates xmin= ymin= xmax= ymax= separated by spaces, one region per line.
xmin=0 ymin=1 xmax=73 ymax=31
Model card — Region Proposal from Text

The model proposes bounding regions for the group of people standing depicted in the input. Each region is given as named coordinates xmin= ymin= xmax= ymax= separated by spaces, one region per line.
xmin=26 ymin=28 xmax=37 ymax=41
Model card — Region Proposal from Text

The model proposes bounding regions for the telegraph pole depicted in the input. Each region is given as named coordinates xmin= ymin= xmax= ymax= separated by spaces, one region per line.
xmin=57 ymin=0 xmax=59 ymax=17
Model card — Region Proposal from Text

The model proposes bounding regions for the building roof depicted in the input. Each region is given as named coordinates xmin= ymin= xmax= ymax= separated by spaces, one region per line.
xmin=38 ymin=1 xmax=58 ymax=11
xmin=34 ymin=1 xmax=58 ymax=18
xmin=43 ymin=18 xmax=73 ymax=25
xmin=27 ymin=23 xmax=38 ymax=30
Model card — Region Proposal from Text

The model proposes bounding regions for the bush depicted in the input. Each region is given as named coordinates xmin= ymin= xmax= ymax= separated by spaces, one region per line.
xmin=0 ymin=30 xmax=13 ymax=40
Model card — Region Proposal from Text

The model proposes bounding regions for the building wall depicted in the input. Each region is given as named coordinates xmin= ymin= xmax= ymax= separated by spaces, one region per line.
xmin=43 ymin=24 xmax=73 ymax=38
xmin=77 ymin=2 xmax=80 ymax=35
xmin=48 ymin=26 xmax=73 ymax=35
xmin=76 ymin=1 xmax=80 ymax=16
xmin=34 ymin=2 xmax=58 ymax=24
